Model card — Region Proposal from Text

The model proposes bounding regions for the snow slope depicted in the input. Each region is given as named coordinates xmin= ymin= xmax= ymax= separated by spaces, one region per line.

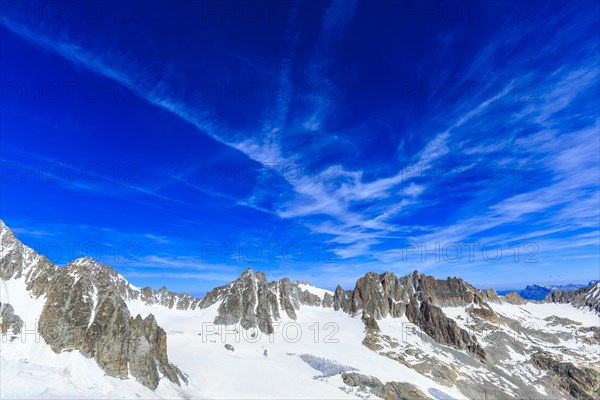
xmin=2 ymin=268 xmax=463 ymax=399
xmin=2 ymin=217 xmax=599 ymax=399
xmin=3 ymin=272 xmax=600 ymax=399
xmin=0 ymin=277 xmax=188 ymax=399
xmin=3 ymin=269 xmax=600 ymax=399
xmin=126 ymin=297 xmax=467 ymax=399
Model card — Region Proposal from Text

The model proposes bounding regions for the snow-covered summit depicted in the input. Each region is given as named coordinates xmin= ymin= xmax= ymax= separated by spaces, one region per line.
xmin=0 ymin=221 xmax=186 ymax=390
xmin=70 ymin=256 xmax=101 ymax=267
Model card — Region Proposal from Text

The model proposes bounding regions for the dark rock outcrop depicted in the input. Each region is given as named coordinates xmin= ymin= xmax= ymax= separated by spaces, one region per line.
xmin=200 ymin=268 xmax=329 ymax=334
xmin=0 ymin=220 xmax=56 ymax=297
xmin=334 ymin=270 xmax=487 ymax=360
xmin=0 ymin=302 xmax=23 ymax=334
xmin=372 ymin=381 xmax=429 ymax=400
xmin=405 ymin=298 xmax=486 ymax=360
xmin=479 ymin=288 xmax=501 ymax=303
xmin=502 ymin=291 xmax=526 ymax=305
xmin=334 ymin=271 xmax=493 ymax=317
xmin=38 ymin=258 xmax=186 ymax=390
xmin=127 ymin=314 xmax=184 ymax=389
xmin=1 ymin=220 xmax=196 ymax=391
xmin=341 ymin=371 xmax=429 ymax=400
xmin=531 ymin=351 xmax=600 ymax=400
xmin=341 ymin=372 xmax=382 ymax=388
xmin=322 ymin=292 xmax=334 ymax=308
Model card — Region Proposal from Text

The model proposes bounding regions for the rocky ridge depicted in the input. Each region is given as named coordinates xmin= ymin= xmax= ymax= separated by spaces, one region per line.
xmin=531 ymin=351 xmax=600 ymax=400
xmin=131 ymin=285 xmax=202 ymax=310
xmin=332 ymin=271 xmax=489 ymax=360
xmin=0 ymin=221 xmax=186 ymax=390
xmin=198 ymin=268 xmax=323 ymax=334
xmin=546 ymin=282 xmax=600 ymax=313
xmin=0 ymin=219 xmax=57 ymax=296
xmin=3 ymin=219 xmax=599 ymax=399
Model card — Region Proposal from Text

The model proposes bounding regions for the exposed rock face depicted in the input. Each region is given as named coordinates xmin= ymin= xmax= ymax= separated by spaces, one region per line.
xmin=502 ymin=291 xmax=526 ymax=304
xmin=4 ymin=219 xmax=599 ymax=399
xmin=200 ymin=268 xmax=329 ymax=334
xmin=406 ymin=298 xmax=486 ymax=360
xmin=479 ymin=288 xmax=501 ymax=303
xmin=0 ymin=221 xmax=187 ymax=390
xmin=38 ymin=258 xmax=186 ymax=390
xmin=127 ymin=314 xmax=184 ymax=389
xmin=341 ymin=372 xmax=382 ymax=388
xmin=340 ymin=372 xmax=428 ymax=400
xmin=89 ymin=267 xmax=203 ymax=312
xmin=297 ymin=286 xmax=322 ymax=307
xmin=413 ymin=360 xmax=458 ymax=387
xmin=578 ymin=326 xmax=600 ymax=346
xmin=372 ymin=381 xmax=429 ymax=400
xmin=205 ymin=270 xmax=279 ymax=333
xmin=322 ymin=292 xmax=334 ymax=308
xmin=546 ymin=283 xmax=600 ymax=313
xmin=334 ymin=271 xmax=492 ymax=317
xmin=531 ymin=351 xmax=600 ymax=400
xmin=129 ymin=285 xmax=202 ymax=311
xmin=0 ymin=302 xmax=23 ymax=334
xmin=0 ymin=220 xmax=56 ymax=296
xmin=334 ymin=272 xmax=407 ymax=318
xmin=334 ymin=270 xmax=487 ymax=360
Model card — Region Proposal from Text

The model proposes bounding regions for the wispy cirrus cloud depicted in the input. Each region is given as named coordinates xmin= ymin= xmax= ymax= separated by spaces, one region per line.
xmin=2 ymin=0 xmax=598 ymax=290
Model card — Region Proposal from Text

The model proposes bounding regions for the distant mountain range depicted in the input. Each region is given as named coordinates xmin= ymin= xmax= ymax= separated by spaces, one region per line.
xmin=497 ymin=281 xmax=599 ymax=300
xmin=2 ymin=219 xmax=600 ymax=399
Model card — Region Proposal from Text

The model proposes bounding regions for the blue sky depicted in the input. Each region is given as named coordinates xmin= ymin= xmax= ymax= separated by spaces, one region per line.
xmin=1 ymin=0 xmax=599 ymax=296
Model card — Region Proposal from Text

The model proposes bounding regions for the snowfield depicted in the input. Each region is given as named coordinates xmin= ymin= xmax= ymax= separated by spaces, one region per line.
xmin=1 ymin=241 xmax=599 ymax=400
xmin=4 ymin=273 xmax=599 ymax=400
xmin=0 ymin=276 xmax=470 ymax=400
xmin=124 ymin=297 xmax=468 ymax=399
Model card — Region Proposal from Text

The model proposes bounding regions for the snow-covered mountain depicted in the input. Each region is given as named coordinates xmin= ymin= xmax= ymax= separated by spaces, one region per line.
xmin=547 ymin=282 xmax=600 ymax=314
xmin=1 ymin=220 xmax=599 ymax=399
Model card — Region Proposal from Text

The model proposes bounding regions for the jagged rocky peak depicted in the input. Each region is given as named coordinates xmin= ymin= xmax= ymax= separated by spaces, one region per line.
xmin=66 ymin=256 xmax=118 ymax=277
xmin=0 ymin=221 xmax=187 ymax=390
xmin=39 ymin=255 xmax=186 ymax=389
xmin=64 ymin=256 xmax=140 ymax=300
xmin=0 ymin=219 xmax=56 ymax=296
xmin=503 ymin=291 xmax=527 ymax=305
xmin=479 ymin=287 xmax=500 ymax=302
xmin=64 ymin=257 xmax=202 ymax=311
xmin=133 ymin=283 xmax=202 ymax=310
xmin=336 ymin=270 xmax=488 ymax=360
xmin=334 ymin=270 xmax=493 ymax=318
xmin=200 ymin=268 xmax=326 ymax=334
xmin=70 ymin=255 xmax=99 ymax=266
xmin=333 ymin=271 xmax=409 ymax=318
